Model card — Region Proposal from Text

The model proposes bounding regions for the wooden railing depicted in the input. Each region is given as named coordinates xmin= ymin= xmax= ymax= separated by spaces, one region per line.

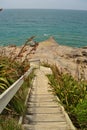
xmin=0 ymin=66 xmax=34 ymax=114
xmin=0 ymin=59 xmax=40 ymax=114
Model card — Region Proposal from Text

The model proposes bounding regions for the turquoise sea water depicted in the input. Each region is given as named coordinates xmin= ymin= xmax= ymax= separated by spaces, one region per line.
xmin=0 ymin=9 xmax=87 ymax=47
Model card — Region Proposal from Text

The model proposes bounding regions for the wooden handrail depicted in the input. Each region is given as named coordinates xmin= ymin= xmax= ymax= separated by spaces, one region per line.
xmin=0 ymin=66 xmax=34 ymax=114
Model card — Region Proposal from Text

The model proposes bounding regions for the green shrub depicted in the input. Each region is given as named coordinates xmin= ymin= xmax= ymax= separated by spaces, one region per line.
xmin=0 ymin=117 xmax=24 ymax=130
xmin=47 ymin=65 xmax=87 ymax=129
xmin=75 ymin=99 xmax=87 ymax=129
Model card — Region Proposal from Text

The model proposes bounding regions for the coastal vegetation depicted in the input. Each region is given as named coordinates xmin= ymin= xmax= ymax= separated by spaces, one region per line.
xmin=0 ymin=71 xmax=34 ymax=130
xmin=0 ymin=37 xmax=36 ymax=130
xmin=0 ymin=56 xmax=30 ymax=130
xmin=47 ymin=64 xmax=87 ymax=130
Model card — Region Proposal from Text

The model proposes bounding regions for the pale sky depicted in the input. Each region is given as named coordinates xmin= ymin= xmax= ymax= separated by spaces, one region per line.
xmin=0 ymin=0 xmax=87 ymax=10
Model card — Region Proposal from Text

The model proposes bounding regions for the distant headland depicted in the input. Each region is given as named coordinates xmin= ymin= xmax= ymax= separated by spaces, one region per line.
xmin=0 ymin=8 xmax=3 ymax=11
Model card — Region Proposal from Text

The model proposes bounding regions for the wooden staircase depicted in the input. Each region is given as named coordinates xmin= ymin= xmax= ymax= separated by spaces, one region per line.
xmin=22 ymin=66 xmax=76 ymax=130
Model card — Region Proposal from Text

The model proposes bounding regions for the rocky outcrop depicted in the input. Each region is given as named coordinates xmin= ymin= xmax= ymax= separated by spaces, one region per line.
xmin=0 ymin=37 xmax=87 ymax=80
xmin=30 ymin=37 xmax=87 ymax=80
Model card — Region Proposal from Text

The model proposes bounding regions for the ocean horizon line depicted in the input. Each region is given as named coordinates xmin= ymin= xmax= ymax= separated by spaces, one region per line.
xmin=3 ymin=8 xmax=87 ymax=11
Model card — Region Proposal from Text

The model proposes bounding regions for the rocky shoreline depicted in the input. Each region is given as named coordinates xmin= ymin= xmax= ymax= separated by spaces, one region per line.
xmin=0 ymin=37 xmax=87 ymax=80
